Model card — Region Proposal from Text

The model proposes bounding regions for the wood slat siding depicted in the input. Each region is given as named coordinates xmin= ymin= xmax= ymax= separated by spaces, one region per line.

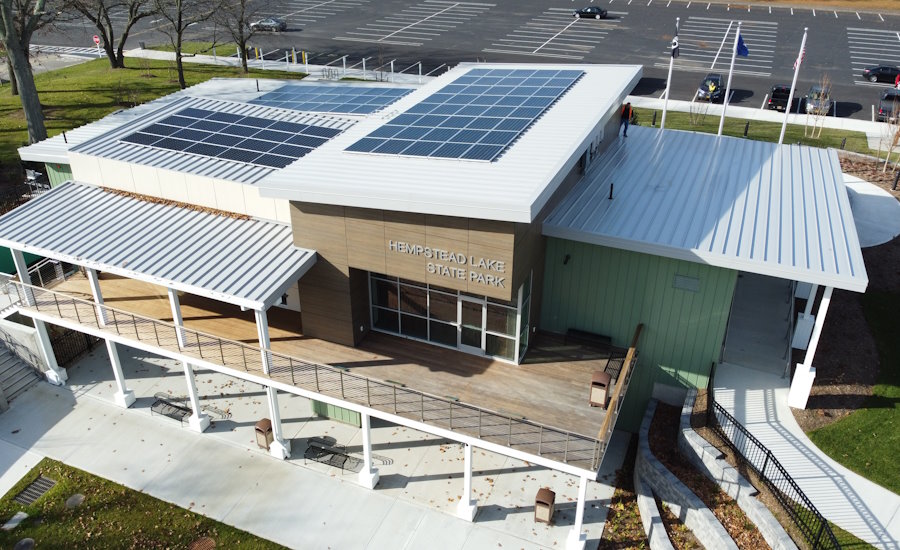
xmin=46 ymin=163 xmax=72 ymax=187
xmin=540 ymin=238 xmax=737 ymax=431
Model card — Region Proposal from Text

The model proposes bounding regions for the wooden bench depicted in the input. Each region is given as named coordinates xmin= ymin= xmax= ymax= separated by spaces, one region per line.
xmin=150 ymin=398 xmax=192 ymax=425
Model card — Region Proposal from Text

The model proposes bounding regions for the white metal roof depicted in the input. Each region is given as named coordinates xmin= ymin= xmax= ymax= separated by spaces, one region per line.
xmin=0 ymin=182 xmax=317 ymax=309
xmin=68 ymin=96 xmax=357 ymax=184
xmin=543 ymin=126 xmax=868 ymax=293
xmin=256 ymin=63 xmax=643 ymax=223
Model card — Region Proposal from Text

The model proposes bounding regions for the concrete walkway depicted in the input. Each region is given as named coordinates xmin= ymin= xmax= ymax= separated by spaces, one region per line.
xmin=0 ymin=344 xmax=626 ymax=549
xmin=713 ymin=363 xmax=900 ymax=549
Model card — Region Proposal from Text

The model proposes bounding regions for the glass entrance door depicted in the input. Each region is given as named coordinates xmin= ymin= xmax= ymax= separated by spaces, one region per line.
xmin=458 ymin=295 xmax=485 ymax=355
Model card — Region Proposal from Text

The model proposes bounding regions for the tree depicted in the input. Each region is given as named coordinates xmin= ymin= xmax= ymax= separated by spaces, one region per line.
xmin=2 ymin=0 xmax=64 ymax=96
xmin=153 ymin=0 xmax=220 ymax=89
xmin=0 ymin=0 xmax=57 ymax=142
xmin=214 ymin=0 xmax=261 ymax=73
xmin=70 ymin=0 xmax=158 ymax=68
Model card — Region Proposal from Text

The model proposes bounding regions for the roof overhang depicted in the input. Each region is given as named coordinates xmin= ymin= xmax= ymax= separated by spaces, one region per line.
xmin=0 ymin=182 xmax=316 ymax=310
xmin=543 ymin=126 xmax=868 ymax=293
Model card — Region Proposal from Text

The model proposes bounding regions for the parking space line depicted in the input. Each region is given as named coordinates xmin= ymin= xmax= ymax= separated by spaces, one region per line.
xmin=485 ymin=8 xmax=623 ymax=60
xmin=661 ymin=16 xmax=777 ymax=77
xmin=334 ymin=0 xmax=492 ymax=46
xmin=878 ymin=14 xmax=884 ymax=22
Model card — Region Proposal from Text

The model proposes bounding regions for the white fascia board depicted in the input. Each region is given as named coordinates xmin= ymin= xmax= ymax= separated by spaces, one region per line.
xmin=17 ymin=146 xmax=68 ymax=165
xmin=19 ymin=306 xmax=600 ymax=479
xmin=542 ymin=225 xmax=869 ymax=293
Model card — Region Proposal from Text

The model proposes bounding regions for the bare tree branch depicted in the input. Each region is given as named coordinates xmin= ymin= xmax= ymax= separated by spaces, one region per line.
xmin=69 ymin=0 xmax=158 ymax=68
xmin=214 ymin=0 xmax=262 ymax=73
xmin=153 ymin=0 xmax=221 ymax=89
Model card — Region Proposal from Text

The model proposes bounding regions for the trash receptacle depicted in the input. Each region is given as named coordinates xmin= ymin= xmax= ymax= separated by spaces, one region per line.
xmin=255 ymin=418 xmax=273 ymax=450
xmin=589 ymin=371 xmax=612 ymax=408
xmin=535 ymin=487 xmax=555 ymax=524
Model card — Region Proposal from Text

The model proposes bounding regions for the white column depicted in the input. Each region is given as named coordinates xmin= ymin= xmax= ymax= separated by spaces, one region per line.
xmin=33 ymin=319 xmax=67 ymax=385
xmin=358 ymin=413 xmax=380 ymax=489
xmin=167 ymin=288 xmax=186 ymax=348
xmin=105 ymin=340 xmax=135 ymax=408
xmin=265 ymin=386 xmax=291 ymax=459
xmin=182 ymin=362 xmax=209 ymax=432
xmin=11 ymin=249 xmax=35 ymax=306
xmin=456 ymin=443 xmax=477 ymax=521
xmin=791 ymin=283 xmax=818 ymax=350
xmin=566 ymin=476 xmax=589 ymax=550
xmin=85 ymin=268 xmax=108 ymax=326
xmin=255 ymin=309 xmax=271 ymax=374
xmin=788 ymin=286 xmax=833 ymax=409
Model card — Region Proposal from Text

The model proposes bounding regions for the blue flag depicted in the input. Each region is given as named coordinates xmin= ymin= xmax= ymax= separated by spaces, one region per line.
xmin=737 ymin=34 xmax=749 ymax=57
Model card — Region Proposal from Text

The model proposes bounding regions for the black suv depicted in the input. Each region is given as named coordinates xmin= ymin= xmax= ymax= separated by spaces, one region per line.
xmin=766 ymin=85 xmax=792 ymax=111
xmin=877 ymin=89 xmax=900 ymax=122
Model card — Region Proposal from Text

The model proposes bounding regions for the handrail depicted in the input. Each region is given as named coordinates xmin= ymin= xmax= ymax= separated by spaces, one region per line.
xmin=597 ymin=323 xmax=643 ymax=443
xmin=7 ymin=281 xmax=608 ymax=470
xmin=707 ymin=363 xmax=840 ymax=550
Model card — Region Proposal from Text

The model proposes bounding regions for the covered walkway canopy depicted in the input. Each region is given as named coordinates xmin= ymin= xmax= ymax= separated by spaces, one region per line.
xmin=0 ymin=181 xmax=316 ymax=310
xmin=543 ymin=126 xmax=868 ymax=293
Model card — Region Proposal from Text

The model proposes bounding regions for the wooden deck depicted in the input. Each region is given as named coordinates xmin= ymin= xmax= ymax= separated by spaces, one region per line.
xmin=53 ymin=274 xmax=620 ymax=438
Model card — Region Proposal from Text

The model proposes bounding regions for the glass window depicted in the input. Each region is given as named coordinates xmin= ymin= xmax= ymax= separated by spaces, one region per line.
xmin=371 ymin=278 xmax=399 ymax=310
xmin=400 ymin=285 xmax=428 ymax=316
xmin=372 ymin=307 xmax=398 ymax=333
xmin=486 ymin=303 xmax=516 ymax=336
xmin=429 ymin=320 xmax=457 ymax=347
xmin=487 ymin=333 xmax=516 ymax=361
xmin=400 ymin=313 xmax=428 ymax=340
xmin=429 ymin=290 xmax=457 ymax=323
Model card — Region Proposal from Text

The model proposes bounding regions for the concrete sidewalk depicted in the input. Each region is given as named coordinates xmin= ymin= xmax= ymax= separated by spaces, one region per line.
xmin=0 ymin=345 xmax=626 ymax=549
xmin=714 ymin=363 xmax=900 ymax=549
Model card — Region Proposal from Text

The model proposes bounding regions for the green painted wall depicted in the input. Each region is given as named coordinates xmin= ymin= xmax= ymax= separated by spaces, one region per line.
xmin=0 ymin=249 xmax=41 ymax=276
xmin=541 ymin=238 xmax=737 ymax=431
xmin=45 ymin=163 xmax=72 ymax=187
xmin=311 ymin=400 xmax=361 ymax=427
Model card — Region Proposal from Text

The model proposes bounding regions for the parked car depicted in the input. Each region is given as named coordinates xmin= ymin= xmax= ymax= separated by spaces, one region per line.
xmin=877 ymin=89 xmax=900 ymax=122
xmin=861 ymin=65 xmax=900 ymax=84
xmin=766 ymin=84 xmax=792 ymax=111
xmin=696 ymin=73 xmax=724 ymax=102
xmin=250 ymin=17 xmax=287 ymax=32
xmin=572 ymin=6 xmax=607 ymax=19
xmin=804 ymin=85 xmax=833 ymax=115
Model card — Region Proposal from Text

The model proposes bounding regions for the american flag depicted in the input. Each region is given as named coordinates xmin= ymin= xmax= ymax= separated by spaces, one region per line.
xmin=793 ymin=46 xmax=806 ymax=70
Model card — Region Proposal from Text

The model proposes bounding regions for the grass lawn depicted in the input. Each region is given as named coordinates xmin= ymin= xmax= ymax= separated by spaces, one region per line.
xmin=0 ymin=457 xmax=284 ymax=549
xmin=632 ymin=107 xmax=876 ymax=157
xmin=808 ymin=291 xmax=900 ymax=495
xmin=0 ymin=57 xmax=305 ymax=185
xmin=149 ymin=41 xmax=238 ymax=56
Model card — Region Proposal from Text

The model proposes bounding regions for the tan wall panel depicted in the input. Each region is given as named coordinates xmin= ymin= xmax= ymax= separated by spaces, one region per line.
xmin=465 ymin=241 xmax=514 ymax=300
xmin=468 ymin=218 xmax=515 ymax=250
xmin=425 ymin=215 xmax=469 ymax=242
xmin=346 ymin=218 xmax=387 ymax=274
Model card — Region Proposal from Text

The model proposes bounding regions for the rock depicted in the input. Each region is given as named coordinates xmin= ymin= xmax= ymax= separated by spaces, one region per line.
xmin=65 ymin=493 xmax=85 ymax=509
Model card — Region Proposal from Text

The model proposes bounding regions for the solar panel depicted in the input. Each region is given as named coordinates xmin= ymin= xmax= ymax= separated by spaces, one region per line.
xmin=120 ymin=107 xmax=345 ymax=169
xmin=250 ymin=84 xmax=413 ymax=114
xmin=345 ymin=68 xmax=583 ymax=162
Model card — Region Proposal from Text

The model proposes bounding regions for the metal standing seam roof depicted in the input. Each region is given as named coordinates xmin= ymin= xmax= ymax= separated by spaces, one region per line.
xmin=0 ymin=182 xmax=317 ymax=310
xmin=543 ymin=126 xmax=868 ymax=293
xmin=255 ymin=63 xmax=643 ymax=223
xmin=69 ymin=96 xmax=358 ymax=184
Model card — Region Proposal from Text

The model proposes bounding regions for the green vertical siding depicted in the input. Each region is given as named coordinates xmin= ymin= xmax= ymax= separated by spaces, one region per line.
xmin=0 ymin=249 xmax=41 ymax=276
xmin=541 ymin=238 xmax=737 ymax=431
xmin=45 ymin=163 xmax=72 ymax=187
xmin=311 ymin=400 xmax=361 ymax=427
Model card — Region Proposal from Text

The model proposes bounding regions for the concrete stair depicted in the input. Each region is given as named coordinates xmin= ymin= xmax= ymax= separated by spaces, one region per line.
xmin=0 ymin=349 xmax=41 ymax=405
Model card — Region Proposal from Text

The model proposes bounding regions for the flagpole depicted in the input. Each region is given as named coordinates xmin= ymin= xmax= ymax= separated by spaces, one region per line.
xmin=779 ymin=27 xmax=808 ymax=145
xmin=661 ymin=17 xmax=679 ymax=132
xmin=718 ymin=22 xmax=741 ymax=136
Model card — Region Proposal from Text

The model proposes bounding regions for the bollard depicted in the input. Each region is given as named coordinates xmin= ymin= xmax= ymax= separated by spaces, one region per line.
xmin=840 ymin=137 xmax=847 ymax=150
xmin=893 ymin=170 xmax=900 ymax=191
xmin=256 ymin=79 xmax=259 ymax=92
xmin=651 ymin=111 xmax=657 ymax=127
xmin=743 ymin=121 xmax=750 ymax=137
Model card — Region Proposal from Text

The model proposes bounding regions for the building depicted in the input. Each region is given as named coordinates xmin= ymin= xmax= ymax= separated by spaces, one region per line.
xmin=2 ymin=63 xmax=867 ymax=549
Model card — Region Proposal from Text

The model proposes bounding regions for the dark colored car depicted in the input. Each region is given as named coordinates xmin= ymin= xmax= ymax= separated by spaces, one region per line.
xmin=862 ymin=65 xmax=900 ymax=84
xmin=766 ymin=84 xmax=792 ymax=111
xmin=250 ymin=18 xmax=287 ymax=32
xmin=877 ymin=89 xmax=900 ymax=122
xmin=696 ymin=73 xmax=724 ymax=102
xmin=804 ymin=85 xmax=833 ymax=115
xmin=573 ymin=6 xmax=607 ymax=19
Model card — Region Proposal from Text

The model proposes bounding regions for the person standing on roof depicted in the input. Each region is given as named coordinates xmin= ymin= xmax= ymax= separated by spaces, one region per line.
xmin=895 ymin=73 xmax=900 ymax=89
xmin=620 ymin=102 xmax=633 ymax=137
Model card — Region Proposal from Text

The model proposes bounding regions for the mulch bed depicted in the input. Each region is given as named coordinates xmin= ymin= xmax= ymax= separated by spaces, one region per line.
xmin=839 ymin=155 xmax=900 ymax=201
xmin=649 ymin=403 xmax=769 ymax=550
xmin=598 ymin=436 xmax=648 ymax=550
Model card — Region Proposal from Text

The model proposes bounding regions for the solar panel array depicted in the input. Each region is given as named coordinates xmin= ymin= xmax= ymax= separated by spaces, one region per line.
xmin=345 ymin=68 xmax=584 ymax=162
xmin=250 ymin=85 xmax=413 ymax=114
xmin=120 ymin=107 xmax=343 ymax=169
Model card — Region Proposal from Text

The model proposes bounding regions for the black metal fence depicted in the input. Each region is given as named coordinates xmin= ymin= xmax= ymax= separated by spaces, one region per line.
xmin=705 ymin=364 xmax=840 ymax=550
xmin=50 ymin=328 xmax=99 ymax=367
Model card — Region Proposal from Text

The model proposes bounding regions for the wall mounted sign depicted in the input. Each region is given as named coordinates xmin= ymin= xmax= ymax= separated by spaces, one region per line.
xmin=388 ymin=240 xmax=507 ymax=288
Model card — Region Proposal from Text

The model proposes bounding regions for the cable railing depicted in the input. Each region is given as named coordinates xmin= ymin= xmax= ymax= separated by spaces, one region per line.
xmin=6 ymin=281 xmax=638 ymax=471
xmin=706 ymin=364 xmax=840 ymax=550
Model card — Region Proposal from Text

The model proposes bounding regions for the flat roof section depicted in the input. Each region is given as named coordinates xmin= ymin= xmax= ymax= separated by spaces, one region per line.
xmin=543 ymin=126 xmax=868 ymax=293
xmin=257 ymin=63 xmax=643 ymax=223
xmin=0 ymin=182 xmax=316 ymax=309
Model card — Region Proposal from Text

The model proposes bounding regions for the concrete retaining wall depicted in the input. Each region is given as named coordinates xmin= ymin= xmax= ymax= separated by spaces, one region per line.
xmin=679 ymin=389 xmax=797 ymax=550
xmin=634 ymin=460 xmax=675 ymax=550
xmin=0 ymin=318 xmax=48 ymax=374
xmin=636 ymin=399 xmax=738 ymax=550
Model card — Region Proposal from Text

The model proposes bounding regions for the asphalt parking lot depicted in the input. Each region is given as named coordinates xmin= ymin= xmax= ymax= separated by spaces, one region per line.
xmin=36 ymin=0 xmax=900 ymax=120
